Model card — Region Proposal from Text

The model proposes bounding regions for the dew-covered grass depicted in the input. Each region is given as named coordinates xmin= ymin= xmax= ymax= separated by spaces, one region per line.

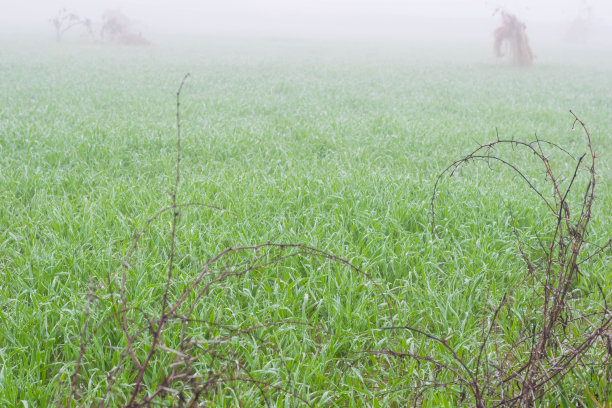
xmin=0 ymin=34 xmax=610 ymax=406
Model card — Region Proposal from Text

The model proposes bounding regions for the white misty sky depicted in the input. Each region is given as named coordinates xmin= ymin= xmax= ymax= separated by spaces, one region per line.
xmin=1 ymin=0 xmax=608 ymax=35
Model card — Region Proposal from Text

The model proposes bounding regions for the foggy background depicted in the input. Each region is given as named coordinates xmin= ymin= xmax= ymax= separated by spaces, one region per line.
xmin=2 ymin=0 xmax=611 ymax=45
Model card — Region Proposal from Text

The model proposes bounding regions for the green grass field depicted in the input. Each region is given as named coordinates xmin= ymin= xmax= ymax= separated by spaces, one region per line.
xmin=1 ymin=35 xmax=611 ymax=406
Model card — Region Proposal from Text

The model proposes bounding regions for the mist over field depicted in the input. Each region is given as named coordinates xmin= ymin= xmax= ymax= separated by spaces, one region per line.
xmin=3 ymin=0 xmax=612 ymax=45
xmin=1 ymin=1 xmax=611 ymax=407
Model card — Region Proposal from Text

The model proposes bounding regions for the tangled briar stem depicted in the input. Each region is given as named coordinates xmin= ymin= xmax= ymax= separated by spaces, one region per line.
xmin=124 ymin=73 xmax=191 ymax=405
xmin=402 ymin=112 xmax=611 ymax=406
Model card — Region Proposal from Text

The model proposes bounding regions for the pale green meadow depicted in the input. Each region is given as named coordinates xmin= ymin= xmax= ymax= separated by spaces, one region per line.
xmin=0 ymin=34 xmax=610 ymax=406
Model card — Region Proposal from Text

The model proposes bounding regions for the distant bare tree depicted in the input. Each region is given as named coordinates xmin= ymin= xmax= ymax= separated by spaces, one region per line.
xmin=493 ymin=11 xmax=534 ymax=67
xmin=101 ymin=10 xmax=150 ymax=46
xmin=565 ymin=2 xmax=592 ymax=44
xmin=50 ymin=8 xmax=93 ymax=42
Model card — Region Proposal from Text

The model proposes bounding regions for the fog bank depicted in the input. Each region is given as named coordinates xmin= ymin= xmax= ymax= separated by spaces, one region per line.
xmin=3 ymin=0 xmax=611 ymax=45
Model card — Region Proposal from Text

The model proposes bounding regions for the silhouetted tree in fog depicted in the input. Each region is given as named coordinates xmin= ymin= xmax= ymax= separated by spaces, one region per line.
xmin=493 ymin=11 xmax=534 ymax=67
xmin=50 ymin=8 xmax=94 ymax=42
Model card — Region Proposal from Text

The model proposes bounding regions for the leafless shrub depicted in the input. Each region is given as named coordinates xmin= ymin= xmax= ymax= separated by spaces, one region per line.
xmin=370 ymin=112 xmax=611 ymax=406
